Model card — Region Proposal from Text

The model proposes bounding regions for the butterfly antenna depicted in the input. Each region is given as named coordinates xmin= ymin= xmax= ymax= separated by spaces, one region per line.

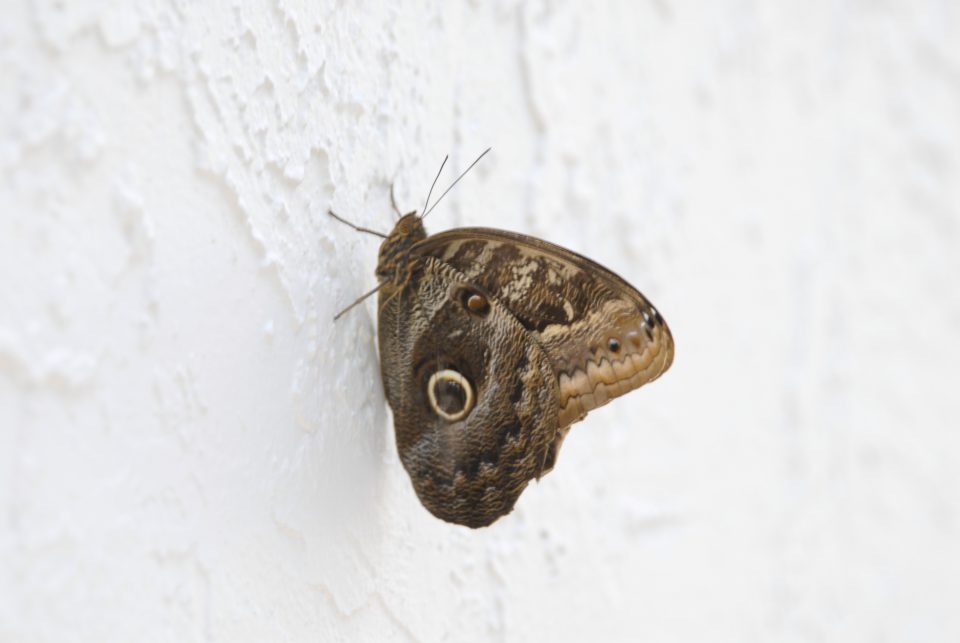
xmin=421 ymin=155 xmax=448 ymax=216
xmin=390 ymin=182 xmax=403 ymax=219
xmin=422 ymin=147 xmax=491 ymax=220
xmin=333 ymin=282 xmax=385 ymax=321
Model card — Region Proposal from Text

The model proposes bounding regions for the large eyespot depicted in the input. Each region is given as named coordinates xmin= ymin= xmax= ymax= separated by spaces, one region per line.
xmin=427 ymin=369 xmax=475 ymax=421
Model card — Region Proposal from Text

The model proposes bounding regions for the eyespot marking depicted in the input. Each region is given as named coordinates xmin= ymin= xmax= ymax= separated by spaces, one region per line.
xmin=427 ymin=369 xmax=475 ymax=421
xmin=608 ymin=337 xmax=621 ymax=353
xmin=460 ymin=289 xmax=491 ymax=316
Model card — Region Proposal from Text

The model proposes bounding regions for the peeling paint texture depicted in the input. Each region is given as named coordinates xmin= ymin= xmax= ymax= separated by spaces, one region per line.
xmin=2 ymin=2 xmax=959 ymax=641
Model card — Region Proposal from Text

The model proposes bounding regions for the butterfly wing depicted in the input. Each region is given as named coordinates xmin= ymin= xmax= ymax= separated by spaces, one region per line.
xmin=378 ymin=255 xmax=559 ymax=528
xmin=412 ymin=228 xmax=674 ymax=440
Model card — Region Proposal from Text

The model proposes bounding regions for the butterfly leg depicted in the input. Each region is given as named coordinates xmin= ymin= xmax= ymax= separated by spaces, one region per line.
xmin=327 ymin=209 xmax=388 ymax=239
xmin=333 ymin=282 xmax=385 ymax=321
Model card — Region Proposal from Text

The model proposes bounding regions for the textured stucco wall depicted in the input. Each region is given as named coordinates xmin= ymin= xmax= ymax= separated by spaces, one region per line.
xmin=2 ymin=1 xmax=959 ymax=641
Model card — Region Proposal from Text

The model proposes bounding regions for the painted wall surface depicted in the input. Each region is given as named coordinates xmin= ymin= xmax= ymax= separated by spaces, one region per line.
xmin=2 ymin=2 xmax=959 ymax=641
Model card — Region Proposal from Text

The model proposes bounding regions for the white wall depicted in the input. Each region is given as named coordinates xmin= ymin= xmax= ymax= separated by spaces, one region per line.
xmin=2 ymin=2 xmax=959 ymax=641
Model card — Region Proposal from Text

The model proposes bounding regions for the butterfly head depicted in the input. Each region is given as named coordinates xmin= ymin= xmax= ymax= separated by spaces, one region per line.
xmin=376 ymin=212 xmax=427 ymax=283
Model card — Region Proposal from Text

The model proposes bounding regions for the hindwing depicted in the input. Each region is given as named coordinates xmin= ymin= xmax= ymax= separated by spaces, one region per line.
xmin=378 ymin=255 xmax=558 ymax=528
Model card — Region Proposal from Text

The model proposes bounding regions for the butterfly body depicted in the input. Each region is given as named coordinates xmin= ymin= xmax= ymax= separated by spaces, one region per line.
xmin=374 ymin=213 xmax=673 ymax=528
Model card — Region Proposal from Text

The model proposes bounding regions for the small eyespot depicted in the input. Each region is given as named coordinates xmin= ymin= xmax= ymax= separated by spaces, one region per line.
xmin=427 ymin=369 xmax=475 ymax=421
xmin=461 ymin=289 xmax=490 ymax=316
xmin=608 ymin=337 xmax=621 ymax=353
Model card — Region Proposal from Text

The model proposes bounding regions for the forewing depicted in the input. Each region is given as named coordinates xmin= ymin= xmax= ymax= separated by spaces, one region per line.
xmin=413 ymin=228 xmax=674 ymax=430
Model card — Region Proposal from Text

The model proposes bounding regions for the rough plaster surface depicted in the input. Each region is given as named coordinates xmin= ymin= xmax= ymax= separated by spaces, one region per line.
xmin=2 ymin=1 xmax=959 ymax=641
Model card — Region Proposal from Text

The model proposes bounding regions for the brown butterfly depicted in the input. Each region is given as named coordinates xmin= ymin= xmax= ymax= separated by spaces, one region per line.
xmin=332 ymin=151 xmax=673 ymax=527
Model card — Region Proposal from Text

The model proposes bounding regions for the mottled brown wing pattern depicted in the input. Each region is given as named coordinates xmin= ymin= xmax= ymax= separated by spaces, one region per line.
xmin=371 ymin=213 xmax=673 ymax=527
xmin=378 ymin=255 xmax=559 ymax=528
xmin=412 ymin=228 xmax=675 ymax=434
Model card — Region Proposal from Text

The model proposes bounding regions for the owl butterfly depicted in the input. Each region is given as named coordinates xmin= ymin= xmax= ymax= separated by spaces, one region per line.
xmin=331 ymin=150 xmax=674 ymax=528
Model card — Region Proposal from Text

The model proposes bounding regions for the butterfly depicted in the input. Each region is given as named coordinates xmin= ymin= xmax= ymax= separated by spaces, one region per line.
xmin=331 ymin=150 xmax=673 ymax=527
